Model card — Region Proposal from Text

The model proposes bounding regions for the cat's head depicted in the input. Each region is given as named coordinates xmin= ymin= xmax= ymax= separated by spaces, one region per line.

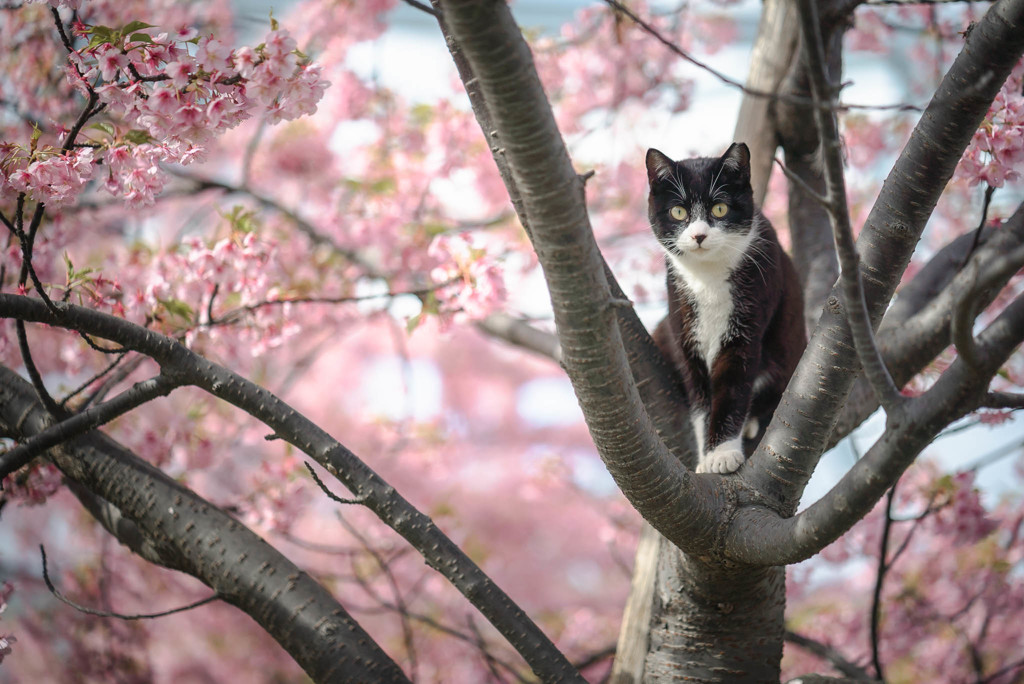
xmin=646 ymin=142 xmax=755 ymax=270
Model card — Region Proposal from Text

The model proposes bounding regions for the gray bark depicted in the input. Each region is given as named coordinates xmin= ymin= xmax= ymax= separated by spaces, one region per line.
xmin=0 ymin=294 xmax=583 ymax=683
xmin=4 ymin=0 xmax=1024 ymax=681
xmin=436 ymin=0 xmax=1024 ymax=681
xmin=0 ymin=367 xmax=410 ymax=683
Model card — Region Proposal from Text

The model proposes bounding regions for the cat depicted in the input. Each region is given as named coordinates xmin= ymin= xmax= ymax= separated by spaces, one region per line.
xmin=646 ymin=142 xmax=805 ymax=474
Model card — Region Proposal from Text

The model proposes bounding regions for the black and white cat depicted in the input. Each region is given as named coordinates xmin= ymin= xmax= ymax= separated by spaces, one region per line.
xmin=647 ymin=142 xmax=805 ymax=474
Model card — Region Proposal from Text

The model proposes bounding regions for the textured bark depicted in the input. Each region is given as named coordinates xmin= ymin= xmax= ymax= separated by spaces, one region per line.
xmin=828 ymin=201 xmax=1024 ymax=447
xmin=0 ymin=295 xmax=583 ymax=683
xmin=645 ymin=553 xmax=786 ymax=683
xmin=741 ymin=0 xmax=1024 ymax=517
xmin=438 ymin=0 xmax=721 ymax=551
xmin=0 ymin=367 xmax=410 ymax=684
xmin=732 ymin=0 xmax=800 ymax=205
xmin=774 ymin=4 xmax=845 ymax=333
xmin=610 ymin=522 xmax=661 ymax=684
xmin=434 ymin=0 xmax=694 ymax=464
xmin=728 ymin=292 xmax=1024 ymax=564
xmin=437 ymin=0 xmax=1024 ymax=680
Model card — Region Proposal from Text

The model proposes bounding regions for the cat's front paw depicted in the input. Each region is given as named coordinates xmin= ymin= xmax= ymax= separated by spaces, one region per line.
xmin=697 ymin=443 xmax=746 ymax=474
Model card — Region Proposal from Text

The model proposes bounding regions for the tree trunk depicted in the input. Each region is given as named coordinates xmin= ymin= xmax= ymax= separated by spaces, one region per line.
xmin=645 ymin=552 xmax=785 ymax=683
xmin=613 ymin=1 xmax=841 ymax=680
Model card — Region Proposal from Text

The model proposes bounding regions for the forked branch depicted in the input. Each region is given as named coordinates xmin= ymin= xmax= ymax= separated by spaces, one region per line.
xmin=794 ymin=0 xmax=905 ymax=414
xmin=0 ymin=293 xmax=583 ymax=684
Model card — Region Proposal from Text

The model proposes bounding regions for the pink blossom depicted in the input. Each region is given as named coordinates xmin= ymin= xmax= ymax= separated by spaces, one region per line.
xmin=957 ymin=61 xmax=1024 ymax=186
xmin=5 ymin=148 xmax=95 ymax=207
xmin=195 ymin=36 xmax=232 ymax=72
xmin=232 ymin=46 xmax=257 ymax=78
xmin=96 ymin=45 xmax=129 ymax=81
xmin=427 ymin=232 xmax=507 ymax=328
xmin=165 ymin=60 xmax=193 ymax=89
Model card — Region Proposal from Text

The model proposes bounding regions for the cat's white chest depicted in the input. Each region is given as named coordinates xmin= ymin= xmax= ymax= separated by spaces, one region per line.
xmin=668 ymin=255 xmax=735 ymax=366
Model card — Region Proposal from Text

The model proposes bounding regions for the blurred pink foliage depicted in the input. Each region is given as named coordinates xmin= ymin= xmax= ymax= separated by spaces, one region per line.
xmin=0 ymin=0 xmax=1022 ymax=682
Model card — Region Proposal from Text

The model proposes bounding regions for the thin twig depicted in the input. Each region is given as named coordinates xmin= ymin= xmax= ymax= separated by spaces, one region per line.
xmin=179 ymin=173 xmax=385 ymax=277
xmin=205 ymin=285 xmax=452 ymax=328
xmin=952 ymin=244 xmax=1024 ymax=368
xmin=602 ymin=0 xmax=922 ymax=113
xmin=335 ymin=511 xmax=419 ymax=679
xmin=400 ymin=0 xmax=441 ymax=17
xmin=15 ymin=319 xmax=64 ymax=418
xmin=773 ymin=157 xmax=830 ymax=207
xmin=41 ymin=545 xmax=221 ymax=619
xmin=885 ymin=491 xmax=940 ymax=567
xmin=304 ymin=461 xmax=366 ymax=505
xmin=796 ymin=0 xmax=906 ymax=414
xmin=964 ymin=438 xmax=1024 ymax=472
xmin=784 ymin=629 xmax=875 ymax=681
xmin=0 ymin=373 xmax=178 ymax=480
xmin=50 ymin=6 xmax=75 ymax=53
xmin=962 ymin=184 xmax=997 ymax=269
xmin=977 ymin=656 xmax=1024 ymax=684
xmin=59 ymin=350 xmax=131 ymax=408
xmin=81 ymin=354 xmax=148 ymax=408
xmin=870 ymin=483 xmax=898 ymax=681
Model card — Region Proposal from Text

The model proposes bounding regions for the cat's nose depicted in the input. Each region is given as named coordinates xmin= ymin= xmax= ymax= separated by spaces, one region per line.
xmin=693 ymin=233 xmax=707 ymax=246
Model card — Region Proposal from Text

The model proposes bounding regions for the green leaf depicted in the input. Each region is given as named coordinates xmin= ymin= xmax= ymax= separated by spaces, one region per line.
xmin=88 ymin=122 xmax=116 ymax=138
xmin=160 ymin=298 xmax=194 ymax=322
xmin=123 ymin=129 xmax=152 ymax=144
xmin=421 ymin=223 xmax=449 ymax=238
xmin=129 ymin=32 xmax=155 ymax=44
xmin=121 ymin=20 xmax=155 ymax=34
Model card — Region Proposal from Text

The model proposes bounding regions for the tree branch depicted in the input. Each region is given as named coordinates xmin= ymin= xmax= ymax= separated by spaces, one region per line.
xmin=0 ymin=366 xmax=411 ymax=683
xmin=796 ymin=0 xmax=906 ymax=414
xmin=432 ymin=0 xmax=694 ymax=465
xmin=0 ymin=293 xmax=582 ymax=683
xmin=733 ymin=0 xmax=800 ymax=204
xmin=784 ymin=630 xmax=876 ymax=681
xmin=437 ymin=0 xmax=720 ymax=552
xmin=870 ymin=484 xmax=898 ymax=681
xmin=828 ymin=202 xmax=1024 ymax=448
xmin=951 ymin=242 xmax=1024 ymax=368
xmin=740 ymin=0 xmax=1024 ymax=516
xmin=980 ymin=391 xmax=1024 ymax=409
xmin=730 ymin=291 xmax=1024 ymax=564
xmin=41 ymin=545 xmax=222 ymax=620
xmin=0 ymin=372 xmax=178 ymax=481
xmin=476 ymin=313 xmax=562 ymax=363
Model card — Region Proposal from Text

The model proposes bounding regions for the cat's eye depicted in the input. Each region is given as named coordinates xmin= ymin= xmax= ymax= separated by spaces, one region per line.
xmin=711 ymin=203 xmax=729 ymax=218
xmin=670 ymin=206 xmax=688 ymax=221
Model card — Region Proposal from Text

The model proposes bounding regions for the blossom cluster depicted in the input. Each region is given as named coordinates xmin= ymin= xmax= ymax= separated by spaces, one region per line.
xmin=0 ymin=462 xmax=62 ymax=506
xmin=1 ymin=146 xmax=95 ymax=208
xmin=957 ymin=61 xmax=1024 ymax=187
xmin=426 ymin=233 xmax=507 ymax=329
xmin=0 ymin=19 xmax=328 ymax=209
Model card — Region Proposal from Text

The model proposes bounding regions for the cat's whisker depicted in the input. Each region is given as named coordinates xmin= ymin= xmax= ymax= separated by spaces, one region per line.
xmin=644 ymin=143 xmax=805 ymax=476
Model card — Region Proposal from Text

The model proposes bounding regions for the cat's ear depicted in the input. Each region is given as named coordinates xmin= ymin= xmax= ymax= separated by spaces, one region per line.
xmin=646 ymin=148 xmax=675 ymax=185
xmin=720 ymin=142 xmax=751 ymax=181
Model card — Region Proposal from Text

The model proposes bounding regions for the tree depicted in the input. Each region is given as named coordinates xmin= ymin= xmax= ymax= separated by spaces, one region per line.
xmin=1 ymin=0 xmax=1023 ymax=682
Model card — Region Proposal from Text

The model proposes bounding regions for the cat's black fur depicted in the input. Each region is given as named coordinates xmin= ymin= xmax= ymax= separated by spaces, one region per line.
xmin=647 ymin=142 xmax=805 ymax=474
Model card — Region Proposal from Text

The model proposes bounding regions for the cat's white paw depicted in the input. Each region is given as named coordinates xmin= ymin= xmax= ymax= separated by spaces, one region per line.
xmin=697 ymin=439 xmax=746 ymax=474
xmin=743 ymin=417 xmax=759 ymax=440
